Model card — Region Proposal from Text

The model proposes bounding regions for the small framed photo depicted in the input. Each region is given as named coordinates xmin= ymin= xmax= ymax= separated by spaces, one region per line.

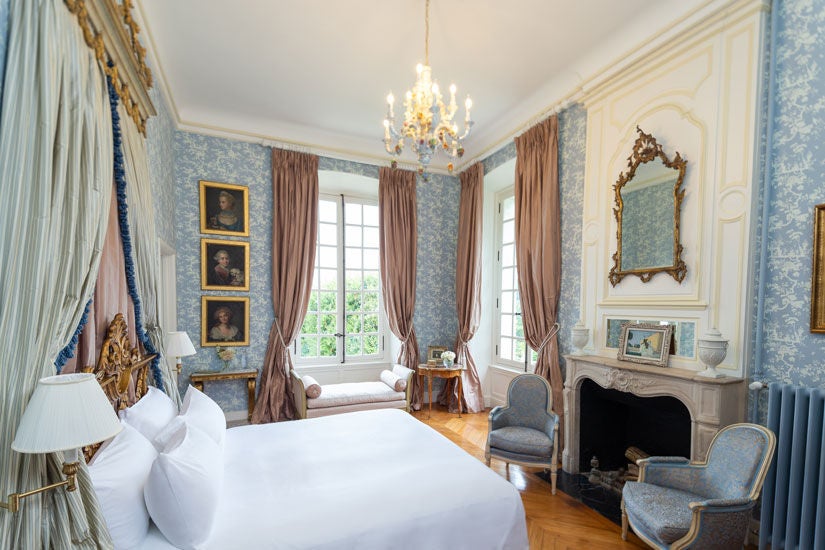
xmin=201 ymin=238 xmax=250 ymax=291
xmin=199 ymin=180 xmax=249 ymax=237
xmin=617 ymin=323 xmax=673 ymax=367
xmin=201 ymin=296 xmax=250 ymax=347
xmin=811 ymin=204 xmax=825 ymax=332
xmin=427 ymin=345 xmax=448 ymax=366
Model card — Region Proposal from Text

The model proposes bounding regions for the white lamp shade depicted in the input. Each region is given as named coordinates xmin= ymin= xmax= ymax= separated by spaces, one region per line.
xmin=166 ymin=331 xmax=196 ymax=358
xmin=12 ymin=373 xmax=122 ymax=454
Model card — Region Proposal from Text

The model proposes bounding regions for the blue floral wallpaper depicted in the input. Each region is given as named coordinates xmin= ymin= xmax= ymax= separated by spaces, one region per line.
xmin=756 ymin=0 xmax=825 ymax=389
xmin=146 ymin=87 xmax=177 ymax=247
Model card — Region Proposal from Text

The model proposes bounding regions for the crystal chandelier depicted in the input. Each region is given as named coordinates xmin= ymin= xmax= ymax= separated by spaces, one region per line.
xmin=383 ymin=0 xmax=473 ymax=177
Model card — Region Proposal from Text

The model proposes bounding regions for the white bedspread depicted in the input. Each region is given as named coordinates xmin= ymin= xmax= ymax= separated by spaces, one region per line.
xmin=140 ymin=409 xmax=527 ymax=549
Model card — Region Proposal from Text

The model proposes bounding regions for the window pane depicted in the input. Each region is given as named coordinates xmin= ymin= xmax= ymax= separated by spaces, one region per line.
xmin=345 ymin=247 xmax=362 ymax=269
xmin=300 ymin=313 xmax=317 ymax=334
xmin=501 ymin=314 xmax=513 ymax=337
xmin=502 ymin=244 xmax=515 ymax=267
xmin=319 ymin=268 xmax=337 ymax=290
xmin=501 ymin=291 xmax=513 ymax=314
xmin=346 ymin=335 xmax=361 ymax=355
xmin=502 ymin=267 xmax=516 ymax=291
xmin=503 ymin=220 xmax=514 ymax=243
xmin=307 ymin=291 xmax=319 ymax=311
xmin=319 ymin=292 xmax=336 ymax=312
xmin=514 ymin=339 xmax=526 ymax=362
xmin=363 ymin=227 xmax=379 ymax=248
xmin=346 ymin=314 xmax=362 ymax=333
xmin=502 ymin=196 xmax=515 ymax=220
xmin=363 ymin=205 xmax=379 ymax=226
xmin=364 ymin=335 xmax=379 ymax=354
xmin=364 ymin=271 xmax=379 ymax=290
xmin=346 ymin=292 xmax=362 ymax=312
xmin=363 ymin=249 xmax=380 ymax=270
xmin=311 ymin=269 xmax=319 ymax=289
xmin=345 ymin=270 xmax=362 ymax=290
xmin=344 ymin=202 xmax=361 ymax=225
xmin=363 ymin=313 xmax=378 ymax=332
xmin=319 ymin=245 xmax=337 ymax=268
xmin=345 ymin=225 xmax=362 ymax=246
xmin=500 ymin=337 xmax=512 ymax=361
xmin=301 ymin=336 xmax=318 ymax=357
xmin=320 ymin=314 xmax=337 ymax=334
xmin=514 ymin=315 xmax=524 ymax=337
xmin=514 ymin=291 xmax=522 ymax=314
xmin=319 ymin=200 xmax=337 ymax=223
xmin=319 ymin=337 xmax=337 ymax=357
xmin=319 ymin=222 xmax=337 ymax=245
xmin=362 ymin=292 xmax=378 ymax=312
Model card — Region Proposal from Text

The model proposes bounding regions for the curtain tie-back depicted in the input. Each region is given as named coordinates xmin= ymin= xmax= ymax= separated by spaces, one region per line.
xmin=535 ymin=323 xmax=561 ymax=355
xmin=273 ymin=316 xmax=289 ymax=349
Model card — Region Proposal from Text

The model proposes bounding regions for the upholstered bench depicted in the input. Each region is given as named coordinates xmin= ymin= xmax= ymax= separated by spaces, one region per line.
xmin=290 ymin=365 xmax=414 ymax=419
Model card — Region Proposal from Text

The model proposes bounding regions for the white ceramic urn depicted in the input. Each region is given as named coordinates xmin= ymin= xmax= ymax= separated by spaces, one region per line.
xmin=697 ymin=328 xmax=729 ymax=378
xmin=570 ymin=322 xmax=589 ymax=356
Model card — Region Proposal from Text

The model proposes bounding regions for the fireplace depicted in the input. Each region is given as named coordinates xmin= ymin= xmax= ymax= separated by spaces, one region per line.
xmin=562 ymin=354 xmax=746 ymax=474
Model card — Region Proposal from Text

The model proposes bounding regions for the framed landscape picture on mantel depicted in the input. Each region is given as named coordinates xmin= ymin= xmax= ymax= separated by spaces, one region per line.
xmin=617 ymin=323 xmax=673 ymax=368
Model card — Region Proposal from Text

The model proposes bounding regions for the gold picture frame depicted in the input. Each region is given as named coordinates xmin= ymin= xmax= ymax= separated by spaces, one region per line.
xmin=201 ymin=296 xmax=250 ymax=347
xmin=201 ymin=238 xmax=250 ymax=291
xmin=811 ymin=204 xmax=825 ymax=332
xmin=427 ymin=345 xmax=448 ymax=366
xmin=199 ymin=180 xmax=250 ymax=237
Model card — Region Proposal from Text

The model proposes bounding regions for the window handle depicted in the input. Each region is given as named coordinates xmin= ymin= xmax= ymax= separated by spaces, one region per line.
xmin=333 ymin=333 xmax=344 ymax=338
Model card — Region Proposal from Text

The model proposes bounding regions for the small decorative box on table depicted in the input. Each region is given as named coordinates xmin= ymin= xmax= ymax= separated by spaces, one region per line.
xmin=190 ymin=369 xmax=257 ymax=422
xmin=418 ymin=364 xmax=465 ymax=419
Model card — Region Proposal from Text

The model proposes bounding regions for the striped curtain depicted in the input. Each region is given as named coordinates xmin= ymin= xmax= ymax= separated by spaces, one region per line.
xmin=0 ymin=0 xmax=113 ymax=547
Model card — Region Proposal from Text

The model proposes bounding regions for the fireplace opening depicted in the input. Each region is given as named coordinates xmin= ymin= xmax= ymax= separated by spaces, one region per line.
xmin=578 ymin=378 xmax=691 ymax=473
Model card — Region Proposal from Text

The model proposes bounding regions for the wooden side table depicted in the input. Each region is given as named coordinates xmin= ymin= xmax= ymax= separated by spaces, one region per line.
xmin=418 ymin=364 xmax=465 ymax=419
xmin=190 ymin=369 xmax=257 ymax=422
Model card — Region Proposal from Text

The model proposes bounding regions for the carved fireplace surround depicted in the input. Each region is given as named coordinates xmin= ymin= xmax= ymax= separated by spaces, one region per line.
xmin=562 ymin=354 xmax=746 ymax=473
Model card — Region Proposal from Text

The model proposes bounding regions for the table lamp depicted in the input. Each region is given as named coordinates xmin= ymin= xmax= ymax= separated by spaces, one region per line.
xmin=1 ymin=373 xmax=122 ymax=513
xmin=166 ymin=331 xmax=196 ymax=373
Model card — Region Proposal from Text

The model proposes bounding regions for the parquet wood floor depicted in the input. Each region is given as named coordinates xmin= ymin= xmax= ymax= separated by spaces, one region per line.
xmin=411 ymin=405 xmax=647 ymax=550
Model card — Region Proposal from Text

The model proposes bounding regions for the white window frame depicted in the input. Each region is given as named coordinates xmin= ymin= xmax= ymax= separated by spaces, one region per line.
xmin=493 ymin=187 xmax=536 ymax=372
xmin=294 ymin=191 xmax=387 ymax=366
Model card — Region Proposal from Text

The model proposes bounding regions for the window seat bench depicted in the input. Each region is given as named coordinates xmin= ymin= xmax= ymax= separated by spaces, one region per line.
xmin=290 ymin=365 xmax=414 ymax=419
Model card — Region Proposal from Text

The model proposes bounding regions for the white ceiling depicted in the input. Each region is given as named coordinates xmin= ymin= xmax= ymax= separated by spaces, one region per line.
xmin=137 ymin=0 xmax=708 ymax=173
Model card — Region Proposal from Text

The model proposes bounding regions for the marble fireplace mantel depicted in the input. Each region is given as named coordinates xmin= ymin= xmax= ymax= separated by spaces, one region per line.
xmin=562 ymin=354 xmax=746 ymax=473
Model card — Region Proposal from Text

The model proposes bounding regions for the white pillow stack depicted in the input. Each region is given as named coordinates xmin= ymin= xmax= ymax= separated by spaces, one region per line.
xmin=88 ymin=421 xmax=158 ymax=549
xmin=153 ymin=385 xmax=227 ymax=451
xmin=118 ymin=386 xmax=178 ymax=441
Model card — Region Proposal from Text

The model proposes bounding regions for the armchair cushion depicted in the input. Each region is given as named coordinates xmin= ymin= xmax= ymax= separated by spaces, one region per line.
xmin=622 ymin=481 xmax=697 ymax=544
xmin=489 ymin=426 xmax=552 ymax=457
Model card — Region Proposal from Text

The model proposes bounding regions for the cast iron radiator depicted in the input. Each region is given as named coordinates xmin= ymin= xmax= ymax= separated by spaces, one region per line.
xmin=759 ymin=383 xmax=825 ymax=550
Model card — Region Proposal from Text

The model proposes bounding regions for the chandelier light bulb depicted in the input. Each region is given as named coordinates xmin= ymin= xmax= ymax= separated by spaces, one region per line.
xmin=449 ymin=84 xmax=456 ymax=95
xmin=432 ymin=83 xmax=440 ymax=95
xmin=416 ymin=63 xmax=423 ymax=75
xmin=387 ymin=93 xmax=394 ymax=105
xmin=465 ymin=96 xmax=472 ymax=110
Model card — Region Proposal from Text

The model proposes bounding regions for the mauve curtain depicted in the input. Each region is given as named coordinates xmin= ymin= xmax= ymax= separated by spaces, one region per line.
xmin=378 ymin=167 xmax=421 ymax=409
xmin=253 ymin=149 xmax=318 ymax=423
xmin=514 ymin=116 xmax=564 ymax=441
xmin=438 ymin=162 xmax=484 ymax=413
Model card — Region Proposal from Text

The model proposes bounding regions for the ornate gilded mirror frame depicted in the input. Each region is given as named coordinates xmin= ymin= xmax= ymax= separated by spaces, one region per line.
xmin=609 ymin=127 xmax=688 ymax=286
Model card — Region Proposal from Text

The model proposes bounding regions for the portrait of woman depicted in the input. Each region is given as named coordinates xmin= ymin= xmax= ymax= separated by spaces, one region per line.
xmin=202 ymin=296 xmax=250 ymax=346
xmin=199 ymin=180 xmax=249 ymax=237
xmin=201 ymin=239 xmax=249 ymax=291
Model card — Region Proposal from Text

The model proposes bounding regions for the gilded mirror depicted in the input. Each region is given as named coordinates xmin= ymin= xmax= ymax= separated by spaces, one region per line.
xmin=609 ymin=127 xmax=687 ymax=286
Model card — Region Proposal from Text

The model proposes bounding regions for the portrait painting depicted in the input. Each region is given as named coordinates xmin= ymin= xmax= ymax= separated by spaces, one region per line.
xmin=427 ymin=345 xmax=448 ymax=366
xmin=199 ymin=180 xmax=249 ymax=237
xmin=617 ymin=323 xmax=673 ymax=368
xmin=201 ymin=238 xmax=250 ymax=291
xmin=201 ymin=296 xmax=250 ymax=347
xmin=812 ymin=204 xmax=825 ymax=333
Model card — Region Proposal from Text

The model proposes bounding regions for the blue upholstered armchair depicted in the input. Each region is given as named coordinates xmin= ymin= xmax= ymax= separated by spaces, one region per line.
xmin=485 ymin=374 xmax=559 ymax=494
xmin=621 ymin=423 xmax=776 ymax=549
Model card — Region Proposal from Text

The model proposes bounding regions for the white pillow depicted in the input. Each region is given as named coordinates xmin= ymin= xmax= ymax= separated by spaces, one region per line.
xmin=89 ymin=421 xmax=157 ymax=550
xmin=144 ymin=422 xmax=223 ymax=550
xmin=154 ymin=385 xmax=226 ymax=451
xmin=380 ymin=369 xmax=406 ymax=392
xmin=302 ymin=374 xmax=322 ymax=398
xmin=119 ymin=386 xmax=178 ymax=441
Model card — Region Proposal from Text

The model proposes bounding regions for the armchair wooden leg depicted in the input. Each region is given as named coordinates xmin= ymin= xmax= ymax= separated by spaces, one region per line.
xmin=621 ymin=498 xmax=628 ymax=541
xmin=550 ymin=469 xmax=557 ymax=495
xmin=485 ymin=456 xmax=491 ymax=466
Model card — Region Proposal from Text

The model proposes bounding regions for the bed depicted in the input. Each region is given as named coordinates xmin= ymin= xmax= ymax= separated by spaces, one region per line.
xmin=85 ymin=315 xmax=529 ymax=550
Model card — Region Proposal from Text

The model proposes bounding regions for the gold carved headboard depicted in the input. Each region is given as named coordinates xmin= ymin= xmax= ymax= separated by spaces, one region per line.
xmin=82 ymin=313 xmax=156 ymax=461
